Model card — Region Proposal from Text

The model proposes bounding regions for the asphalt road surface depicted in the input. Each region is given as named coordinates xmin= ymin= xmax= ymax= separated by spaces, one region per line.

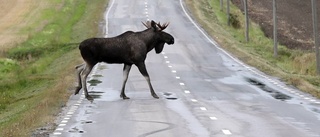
xmin=51 ymin=0 xmax=320 ymax=136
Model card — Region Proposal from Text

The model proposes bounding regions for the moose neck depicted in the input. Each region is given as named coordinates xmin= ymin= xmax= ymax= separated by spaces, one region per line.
xmin=139 ymin=29 xmax=160 ymax=52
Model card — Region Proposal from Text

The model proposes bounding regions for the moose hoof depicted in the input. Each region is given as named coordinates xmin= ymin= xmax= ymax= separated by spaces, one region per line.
xmin=120 ymin=94 xmax=130 ymax=100
xmin=86 ymin=95 xmax=94 ymax=102
xmin=152 ymin=94 xmax=159 ymax=99
xmin=74 ymin=87 xmax=81 ymax=95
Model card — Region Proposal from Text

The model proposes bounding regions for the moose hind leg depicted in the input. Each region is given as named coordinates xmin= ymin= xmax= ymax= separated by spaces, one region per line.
xmin=120 ymin=64 xmax=132 ymax=99
xmin=136 ymin=62 xmax=159 ymax=99
xmin=75 ymin=64 xmax=85 ymax=95
xmin=81 ymin=64 xmax=94 ymax=101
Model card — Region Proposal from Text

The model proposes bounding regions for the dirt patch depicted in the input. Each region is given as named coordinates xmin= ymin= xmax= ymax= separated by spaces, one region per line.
xmin=231 ymin=0 xmax=320 ymax=50
xmin=31 ymin=123 xmax=56 ymax=137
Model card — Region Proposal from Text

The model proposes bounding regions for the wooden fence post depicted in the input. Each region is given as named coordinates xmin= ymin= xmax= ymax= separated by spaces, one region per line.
xmin=227 ymin=0 xmax=230 ymax=26
xmin=244 ymin=0 xmax=249 ymax=42
xmin=273 ymin=0 xmax=278 ymax=57
xmin=220 ymin=0 xmax=223 ymax=11
xmin=312 ymin=0 xmax=320 ymax=74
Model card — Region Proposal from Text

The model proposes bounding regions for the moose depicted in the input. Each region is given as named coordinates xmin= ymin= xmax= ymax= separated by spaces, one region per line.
xmin=75 ymin=20 xmax=174 ymax=101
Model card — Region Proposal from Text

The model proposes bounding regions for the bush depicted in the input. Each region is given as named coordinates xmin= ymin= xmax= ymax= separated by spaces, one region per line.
xmin=0 ymin=59 xmax=19 ymax=73
xmin=7 ymin=46 xmax=45 ymax=60
xmin=230 ymin=13 xmax=241 ymax=29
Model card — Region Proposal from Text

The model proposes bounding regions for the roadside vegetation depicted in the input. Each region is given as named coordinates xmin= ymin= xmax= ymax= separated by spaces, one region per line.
xmin=0 ymin=0 xmax=108 ymax=136
xmin=185 ymin=0 xmax=320 ymax=97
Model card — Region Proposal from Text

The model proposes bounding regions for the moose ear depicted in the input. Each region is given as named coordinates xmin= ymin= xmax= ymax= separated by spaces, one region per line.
xmin=151 ymin=20 xmax=156 ymax=25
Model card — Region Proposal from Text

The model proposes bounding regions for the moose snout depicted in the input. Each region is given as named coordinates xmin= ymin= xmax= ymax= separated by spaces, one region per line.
xmin=167 ymin=38 xmax=174 ymax=45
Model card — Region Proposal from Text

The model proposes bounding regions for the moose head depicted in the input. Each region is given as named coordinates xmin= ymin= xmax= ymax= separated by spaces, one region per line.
xmin=142 ymin=20 xmax=174 ymax=53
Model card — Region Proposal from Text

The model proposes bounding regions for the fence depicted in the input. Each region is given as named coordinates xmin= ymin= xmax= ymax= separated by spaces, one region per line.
xmin=219 ymin=0 xmax=320 ymax=74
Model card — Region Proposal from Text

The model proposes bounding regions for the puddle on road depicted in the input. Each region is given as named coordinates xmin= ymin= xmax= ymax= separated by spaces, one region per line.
xmin=88 ymin=89 xmax=121 ymax=101
xmin=87 ymin=79 xmax=102 ymax=86
xmin=89 ymin=91 xmax=104 ymax=94
xmin=92 ymin=74 xmax=103 ymax=77
xmin=88 ymin=91 xmax=104 ymax=99
xmin=246 ymin=78 xmax=292 ymax=101
xmin=81 ymin=120 xmax=93 ymax=124
xmin=312 ymin=108 xmax=320 ymax=114
xmin=163 ymin=92 xmax=178 ymax=100
xmin=69 ymin=127 xmax=85 ymax=134
xmin=97 ymin=64 xmax=108 ymax=70
xmin=166 ymin=97 xmax=178 ymax=100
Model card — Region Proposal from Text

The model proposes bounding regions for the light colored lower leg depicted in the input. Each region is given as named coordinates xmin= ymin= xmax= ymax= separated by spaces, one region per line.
xmin=81 ymin=65 xmax=93 ymax=98
xmin=121 ymin=64 xmax=131 ymax=99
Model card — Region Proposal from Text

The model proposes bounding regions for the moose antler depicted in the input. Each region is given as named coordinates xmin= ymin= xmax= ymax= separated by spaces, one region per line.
xmin=142 ymin=21 xmax=152 ymax=28
xmin=156 ymin=22 xmax=170 ymax=31
xmin=142 ymin=21 xmax=170 ymax=31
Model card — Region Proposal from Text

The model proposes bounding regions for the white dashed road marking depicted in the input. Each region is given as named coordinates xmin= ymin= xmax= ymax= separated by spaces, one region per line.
xmin=222 ymin=129 xmax=232 ymax=135
xmin=210 ymin=117 xmax=218 ymax=120
xmin=200 ymin=107 xmax=207 ymax=111
xmin=191 ymin=99 xmax=198 ymax=102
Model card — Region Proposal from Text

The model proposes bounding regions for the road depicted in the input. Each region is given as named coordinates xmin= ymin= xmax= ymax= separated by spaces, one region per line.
xmin=51 ymin=0 xmax=320 ymax=136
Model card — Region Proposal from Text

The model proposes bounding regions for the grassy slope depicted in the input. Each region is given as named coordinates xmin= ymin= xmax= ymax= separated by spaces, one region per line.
xmin=0 ymin=0 xmax=109 ymax=136
xmin=184 ymin=0 xmax=320 ymax=97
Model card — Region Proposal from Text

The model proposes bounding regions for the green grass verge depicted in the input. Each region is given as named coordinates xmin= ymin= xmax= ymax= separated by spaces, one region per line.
xmin=185 ymin=0 xmax=320 ymax=97
xmin=0 ymin=0 xmax=109 ymax=136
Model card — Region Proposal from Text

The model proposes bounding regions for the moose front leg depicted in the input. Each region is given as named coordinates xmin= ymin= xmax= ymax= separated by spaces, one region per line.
xmin=136 ymin=62 xmax=159 ymax=99
xmin=120 ymin=64 xmax=132 ymax=99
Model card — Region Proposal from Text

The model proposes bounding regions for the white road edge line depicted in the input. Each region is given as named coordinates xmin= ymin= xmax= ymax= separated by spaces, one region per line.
xmin=53 ymin=132 xmax=62 ymax=135
xmin=104 ymin=0 xmax=115 ymax=37
xmin=58 ymin=124 xmax=66 ymax=127
xmin=56 ymin=128 xmax=64 ymax=131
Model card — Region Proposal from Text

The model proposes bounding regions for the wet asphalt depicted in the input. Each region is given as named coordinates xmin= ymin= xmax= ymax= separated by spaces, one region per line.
xmin=51 ymin=0 xmax=320 ymax=136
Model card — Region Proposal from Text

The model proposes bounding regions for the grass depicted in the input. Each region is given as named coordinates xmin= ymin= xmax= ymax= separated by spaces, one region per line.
xmin=184 ymin=0 xmax=320 ymax=98
xmin=0 ymin=0 xmax=109 ymax=136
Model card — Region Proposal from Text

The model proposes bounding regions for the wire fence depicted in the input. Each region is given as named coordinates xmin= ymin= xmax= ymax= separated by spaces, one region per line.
xmin=219 ymin=0 xmax=320 ymax=74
